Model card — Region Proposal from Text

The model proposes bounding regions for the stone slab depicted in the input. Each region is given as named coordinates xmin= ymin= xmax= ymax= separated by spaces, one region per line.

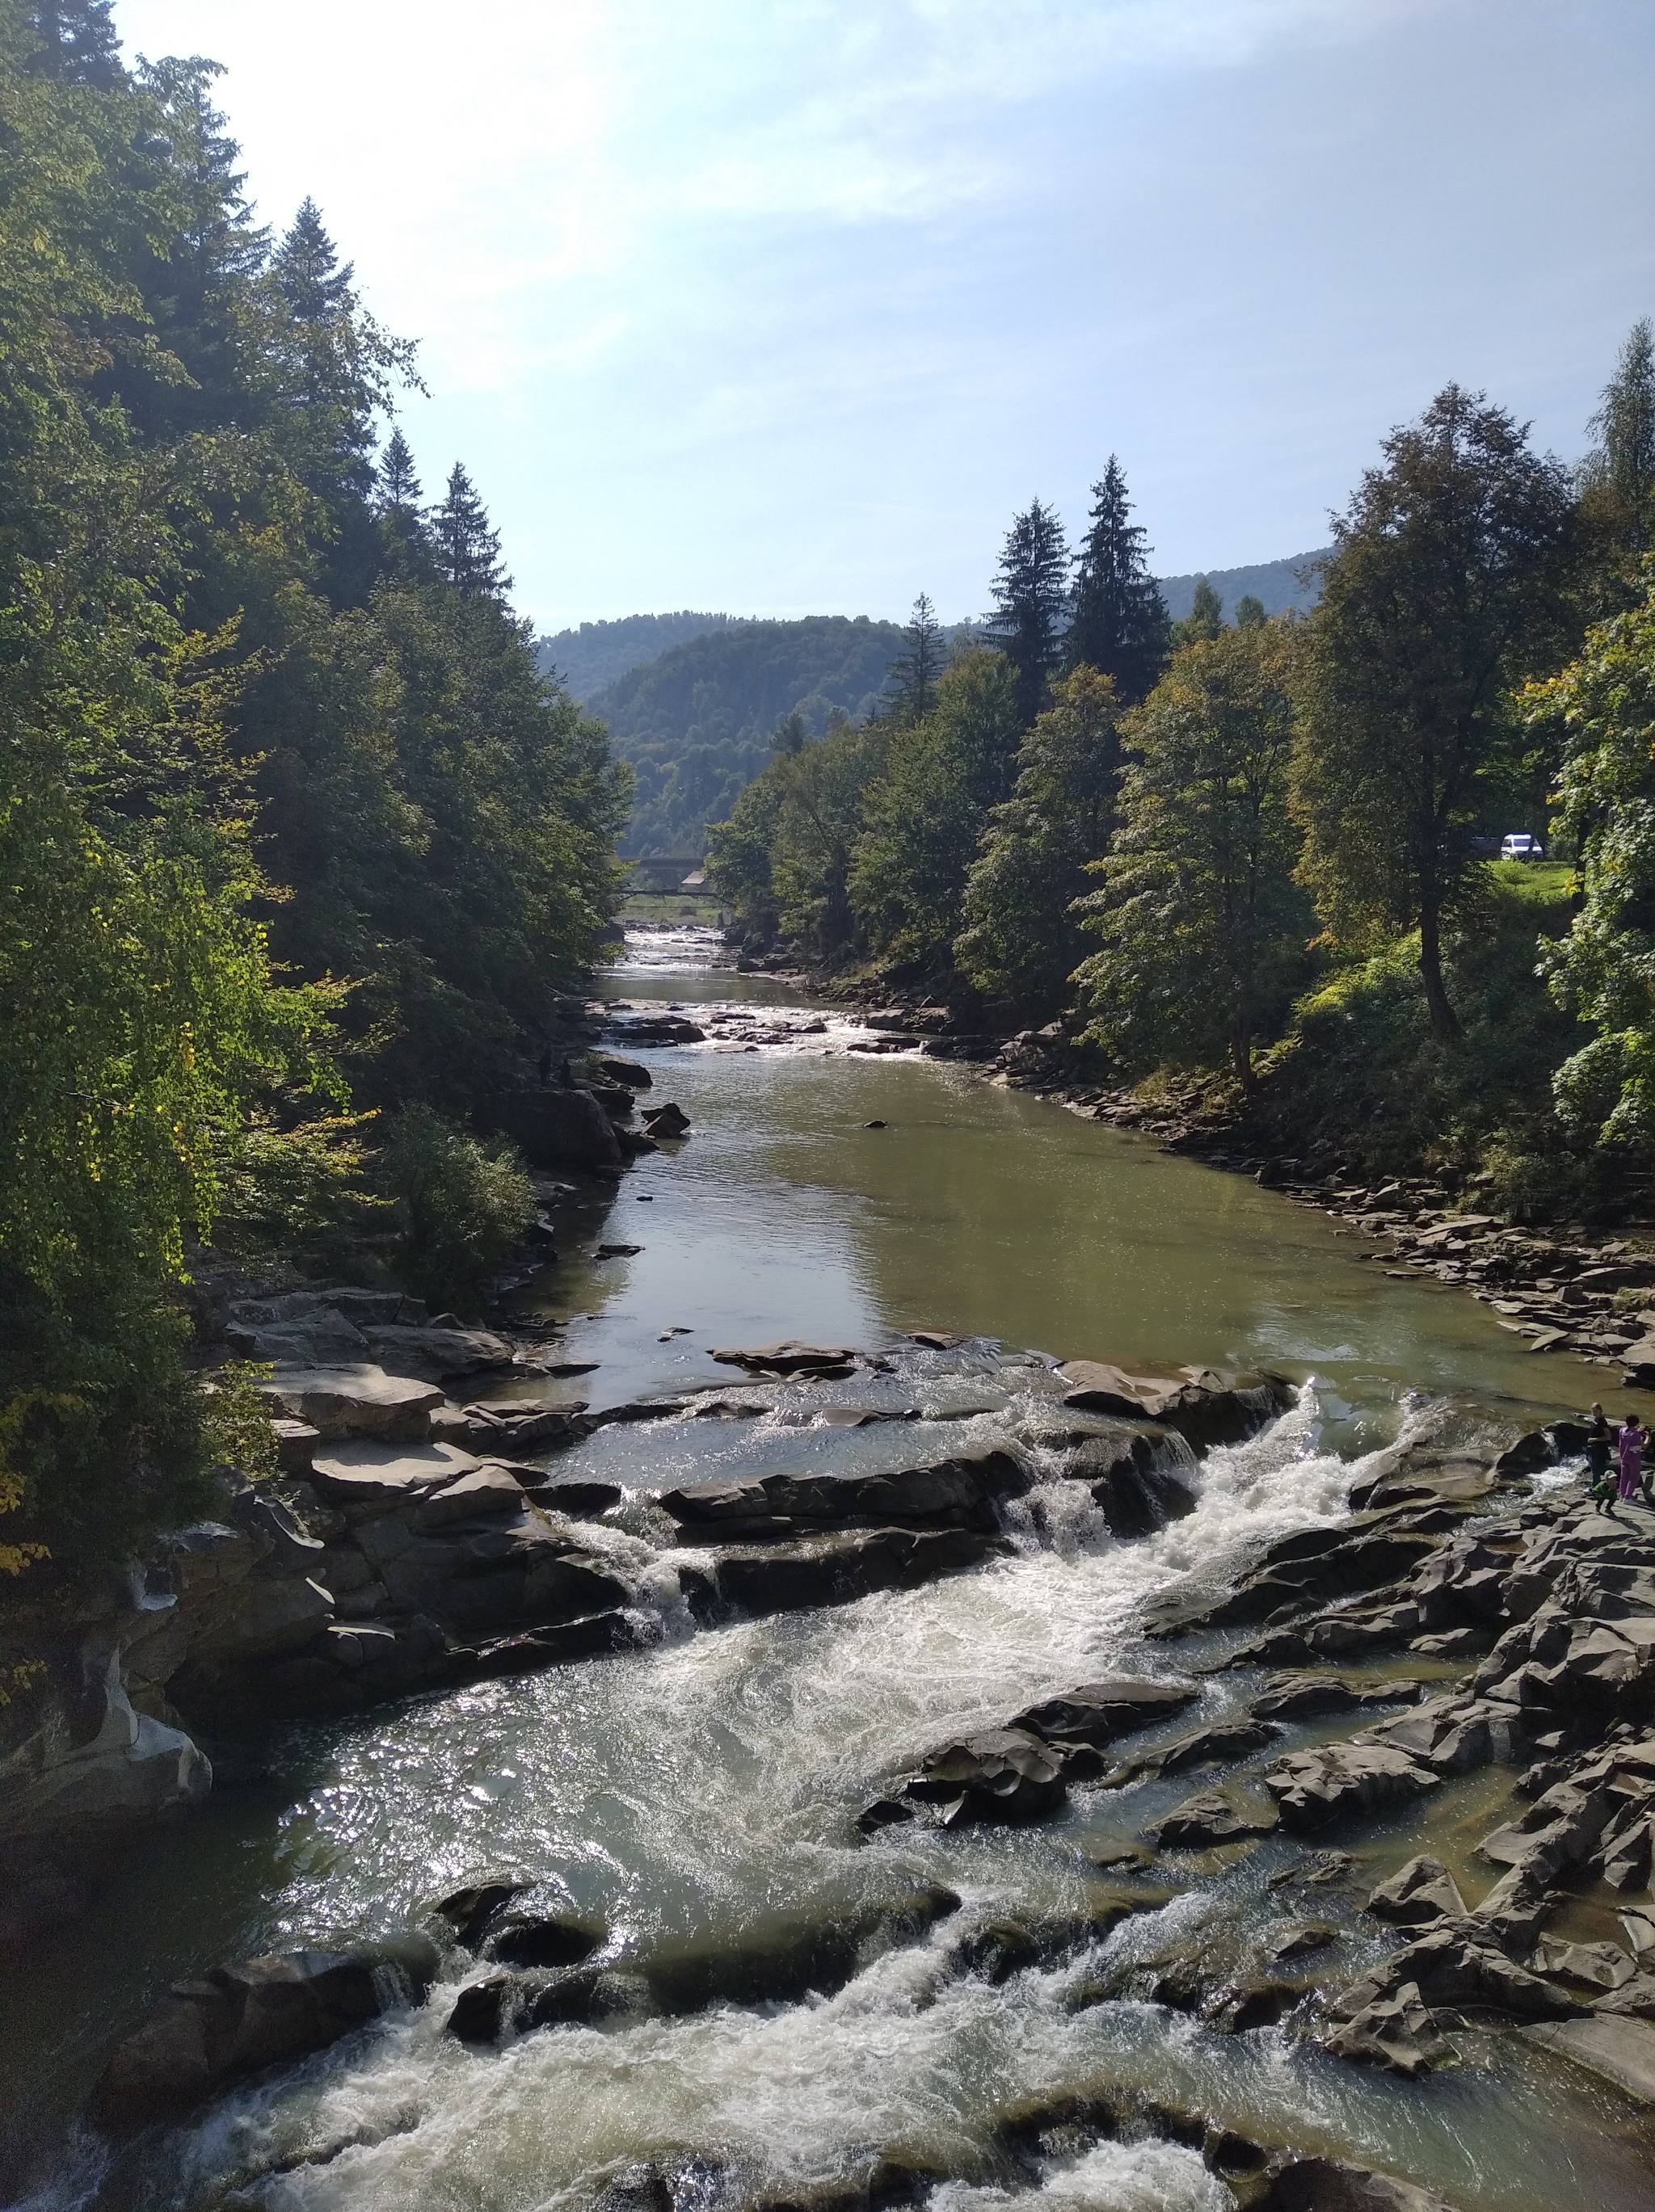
xmin=257 ymin=1365 xmax=443 ymax=1442
xmin=1522 ymin=2015 xmax=1655 ymax=2104
xmin=310 ymin=1438 xmax=479 ymax=1508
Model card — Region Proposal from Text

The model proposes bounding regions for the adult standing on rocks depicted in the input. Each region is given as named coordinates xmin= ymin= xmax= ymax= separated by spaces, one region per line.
xmin=1587 ymin=1403 xmax=1615 ymax=1512
xmin=1617 ymin=1412 xmax=1646 ymax=1507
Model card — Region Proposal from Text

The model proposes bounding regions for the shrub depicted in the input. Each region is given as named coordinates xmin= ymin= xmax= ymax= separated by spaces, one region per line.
xmin=380 ymin=1105 xmax=533 ymax=1318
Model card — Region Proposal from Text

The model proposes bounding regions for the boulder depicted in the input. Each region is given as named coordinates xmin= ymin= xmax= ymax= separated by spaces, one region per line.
xmin=411 ymin=1465 xmax=532 ymax=1529
xmin=1261 ymin=2156 xmax=1463 ymax=2210
xmin=659 ymin=1450 xmax=1025 ymax=1539
xmin=1009 ymin=1676 xmax=1198 ymax=1749
xmin=1 ymin=1649 xmax=212 ymax=1840
xmin=484 ymin=1916 xmax=605 ymax=1970
xmin=225 ymin=1306 xmax=368 ymax=1366
xmin=900 ymin=1729 xmax=1068 ymax=1824
xmin=1065 ymin=1432 xmax=1198 ymax=1536
xmin=486 ymin=1087 xmax=623 ymax=1170
xmin=1365 ymin=1855 xmax=1467 ymax=1928
xmin=310 ymin=1437 xmax=480 ymax=1512
xmin=1253 ymin=1673 xmax=1419 ymax=1722
xmin=93 ymin=1950 xmax=386 ymax=2126
xmin=1057 ymin=1360 xmax=1289 ymax=1448
xmin=1264 ymin=1743 xmax=1439 ymax=1832
xmin=1320 ymin=1980 xmax=1450 ymax=2078
xmin=363 ymin=1324 xmax=516 ymax=1381
xmin=692 ymin=1525 xmax=995 ymax=1620
xmin=1148 ymin=1791 xmax=1279 ymax=1848
xmin=256 ymin=1365 xmax=443 ymax=1443
xmin=642 ymin=1101 xmax=692 ymax=1138
xmin=1105 ymin=1718 xmax=1280 ymax=1785
xmin=1529 ymin=1937 xmax=1638 ymax=1991
xmin=431 ymin=1878 xmax=533 ymax=1948
xmin=1522 ymin=2016 xmax=1655 ymax=2104
xmin=707 ymin=1341 xmax=859 ymax=1377
xmin=592 ymin=1052 xmax=652 ymax=1090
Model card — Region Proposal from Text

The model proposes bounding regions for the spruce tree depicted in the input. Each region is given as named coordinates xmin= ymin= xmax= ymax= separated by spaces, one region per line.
xmin=985 ymin=499 xmax=1070 ymax=729
xmin=885 ymin=593 xmax=945 ymax=723
xmin=1067 ymin=458 xmax=1171 ymax=704
xmin=1174 ymin=578 xmax=1225 ymax=646
xmin=26 ymin=0 xmax=120 ymax=86
xmin=433 ymin=462 xmax=511 ymax=597
xmin=379 ymin=427 xmax=422 ymax=515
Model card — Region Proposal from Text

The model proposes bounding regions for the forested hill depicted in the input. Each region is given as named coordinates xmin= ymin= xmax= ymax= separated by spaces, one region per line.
xmin=591 ymin=616 xmax=905 ymax=853
xmin=537 ymin=612 xmax=733 ymax=700
xmin=1158 ymin=549 xmax=1329 ymax=621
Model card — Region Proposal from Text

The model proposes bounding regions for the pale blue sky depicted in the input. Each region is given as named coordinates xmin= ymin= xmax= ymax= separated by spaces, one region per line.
xmin=117 ymin=0 xmax=1654 ymax=633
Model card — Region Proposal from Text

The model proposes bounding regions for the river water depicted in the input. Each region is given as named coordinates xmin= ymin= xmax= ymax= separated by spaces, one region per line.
xmin=4 ymin=928 xmax=1650 ymax=2212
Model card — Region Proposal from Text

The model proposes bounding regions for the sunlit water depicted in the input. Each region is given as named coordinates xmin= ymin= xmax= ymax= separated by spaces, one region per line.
xmin=5 ymin=929 xmax=1649 ymax=2211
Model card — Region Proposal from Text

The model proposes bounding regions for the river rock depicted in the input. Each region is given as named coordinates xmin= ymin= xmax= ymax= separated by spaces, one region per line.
xmin=92 ymin=1950 xmax=387 ymax=2126
xmin=592 ymin=1052 xmax=653 ymax=1089
xmin=897 ymin=1730 xmax=1068 ymax=1824
xmin=1009 ymin=1676 xmax=1198 ymax=1749
xmin=1261 ymin=2156 xmax=1464 ymax=2210
xmin=1056 ymin=1361 xmax=1289 ymax=1447
xmin=1063 ymin=1431 xmax=1198 ymax=1536
xmin=0 ymin=1648 xmax=212 ymax=1840
xmin=310 ymin=1437 xmax=481 ymax=1512
xmin=484 ymin=1916 xmax=605 ymax=1969
xmin=642 ymin=1101 xmax=692 ymax=1138
xmin=1253 ymin=1673 xmax=1420 ymax=1721
xmin=357 ymin=1508 xmax=630 ymax=1634
xmin=363 ymin=1323 xmax=516 ymax=1381
xmin=487 ymin=1087 xmax=624 ymax=1170
xmin=685 ymin=1525 xmax=995 ymax=1620
xmin=1105 ymin=1718 xmax=1280 ymax=1786
xmin=1263 ymin=1743 xmax=1439 ymax=1831
xmin=226 ymin=1306 xmax=370 ymax=1366
xmin=708 ymin=1341 xmax=860 ymax=1377
xmin=1365 ymin=1855 xmax=1467 ymax=1928
xmin=1148 ymin=1790 xmax=1279 ymax=1848
xmin=257 ymin=1364 xmax=444 ymax=1442
xmin=1522 ymin=2016 xmax=1655 ymax=2104
xmin=432 ymin=1879 xmax=533 ymax=1948
xmin=659 ymin=1450 xmax=1025 ymax=1540
xmin=1320 ymin=1980 xmax=1451 ymax=2078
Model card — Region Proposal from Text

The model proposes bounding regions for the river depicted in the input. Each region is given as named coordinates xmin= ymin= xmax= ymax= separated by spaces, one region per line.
xmin=4 ymin=927 xmax=1649 ymax=2212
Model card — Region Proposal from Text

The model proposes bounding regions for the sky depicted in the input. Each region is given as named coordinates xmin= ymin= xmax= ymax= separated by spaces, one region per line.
xmin=116 ymin=0 xmax=1655 ymax=635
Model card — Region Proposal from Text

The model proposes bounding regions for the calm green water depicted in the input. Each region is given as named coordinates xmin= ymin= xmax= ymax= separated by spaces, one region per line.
xmin=2 ymin=929 xmax=1645 ymax=2212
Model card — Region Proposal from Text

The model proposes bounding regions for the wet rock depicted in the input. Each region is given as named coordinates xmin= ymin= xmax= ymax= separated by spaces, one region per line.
xmin=1521 ymin=2015 xmax=1655 ymax=2103
xmin=485 ymin=1916 xmax=605 ymax=1970
xmin=1329 ymin=1926 xmax=1585 ymax=2039
xmin=1259 ymin=2155 xmax=1465 ymax=2210
xmin=693 ymin=1526 xmax=996 ymax=1620
xmin=901 ymin=1728 xmax=1068 ymax=1824
xmin=1009 ymin=1676 xmax=1198 ymax=1750
xmin=1264 ymin=1743 xmax=1439 ymax=1831
xmin=659 ymin=1449 xmax=1025 ymax=1540
xmin=641 ymin=1101 xmax=692 ymax=1139
xmin=1253 ymin=1672 xmax=1420 ymax=1721
xmin=1207 ymin=1978 xmax=1307 ymax=2032
xmin=1148 ymin=1790 xmax=1279 ymax=1848
xmin=1105 ymin=1718 xmax=1281 ymax=1785
xmin=309 ymin=1438 xmax=482 ymax=1512
xmin=364 ymin=1324 xmax=516 ymax=1381
xmin=1069 ymin=1436 xmax=1199 ymax=1537
xmin=1056 ymin=1360 xmax=1290 ymax=1448
xmin=93 ymin=1950 xmax=387 ymax=2126
xmin=592 ymin=1051 xmax=653 ymax=1090
xmin=459 ymin=1611 xmax=642 ymax=1675
xmin=708 ymin=1340 xmax=857 ymax=1377
xmin=430 ymin=1879 xmax=532 ymax=1949
xmin=1320 ymin=1979 xmax=1451 ymax=2078
xmin=949 ymin=1887 xmax=1168 ymax=1983
xmin=255 ymin=1365 xmax=444 ymax=1443
xmin=534 ymin=1480 xmax=624 ymax=1518
xmin=1270 ymin=1923 xmax=1339 ymax=1962
xmin=488 ymin=1087 xmax=624 ymax=1170
xmin=1365 ymin=1855 xmax=1467 ymax=1928
xmin=1528 ymin=1937 xmax=1638 ymax=1991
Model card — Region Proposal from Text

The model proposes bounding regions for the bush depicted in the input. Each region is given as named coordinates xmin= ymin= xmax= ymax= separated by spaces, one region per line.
xmin=380 ymin=1106 xmax=534 ymax=1318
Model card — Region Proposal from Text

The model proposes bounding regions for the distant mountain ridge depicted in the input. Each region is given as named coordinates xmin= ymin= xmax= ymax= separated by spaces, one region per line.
xmin=545 ymin=550 xmax=1329 ymax=852
xmin=1158 ymin=549 xmax=1329 ymax=622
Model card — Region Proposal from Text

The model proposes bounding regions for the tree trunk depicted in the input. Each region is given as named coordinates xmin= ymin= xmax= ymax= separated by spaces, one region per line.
xmin=1231 ymin=1026 xmax=1255 ymax=1100
xmin=1418 ymin=899 xmax=1460 ymax=1041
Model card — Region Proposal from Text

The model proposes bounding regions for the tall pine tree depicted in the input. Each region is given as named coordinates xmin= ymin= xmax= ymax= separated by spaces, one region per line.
xmin=433 ymin=461 xmax=510 ymax=597
xmin=884 ymin=592 xmax=945 ymax=723
xmin=985 ymin=498 xmax=1069 ymax=730
xmin=1067 ymin=457 xmax=1170 ymax=704
xmin=24 ymin=0 xmax=120 ymax=85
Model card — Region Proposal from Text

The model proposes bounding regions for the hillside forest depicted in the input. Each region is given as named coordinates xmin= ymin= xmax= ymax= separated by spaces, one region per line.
xmin=709 ymin=351 xmax=1655 ymax=1226
xmin=0 ymin=3 xmax=630 ymax=1587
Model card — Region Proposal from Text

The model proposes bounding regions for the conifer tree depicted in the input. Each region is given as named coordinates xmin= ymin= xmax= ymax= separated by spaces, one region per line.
xmin=433 ymin=461 xmax=511 ymax=597
xmin=1174 ymin=578 xmax=1225 ymax=646
xmin=885 ymin=593 xmax=945 ymax=723
xmin=985 ymin=500 xmax=1070 ymax=730
xmin=1067 ymin=458 xmax=1171 ymax=704
xmin=25 ymin=0 xmax=120 ymax=85
xmin=378 ymin=427 xmax=422 ymax=515
xmin=1236 ymin=594 xmax=1266 ymax=628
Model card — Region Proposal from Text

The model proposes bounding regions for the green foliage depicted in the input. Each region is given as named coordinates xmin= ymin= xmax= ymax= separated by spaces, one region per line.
xmin=985 ymin=499 xmax=1071 ymax=730
xmin=884 ymin=594 xmax=945 ymax=725
xmin=380 ymin=1104 xmax=533 ymax=1319
xmin=1173 ymin=578 xmax=1225 ymax=646
xmin=1531 ymin=558 xmax=1655 ymax=1149
xmin=1068 ymin=459 xmax=1170 ymax=703
xmin=955 ymin=667 xmax=1122 ymax=1014
xmin=1290 ymin=385 xmax=1577 ymax=1040
xmin=199 ymin=1360 xmax=279 ymax=1484
xmin=588 ymin=615 xmax=905 ymax=855
xmin=1076 ymin=622 xmax=1311 ymax=1089
xmin=849 ymin=650 xmax=1024 ymax=974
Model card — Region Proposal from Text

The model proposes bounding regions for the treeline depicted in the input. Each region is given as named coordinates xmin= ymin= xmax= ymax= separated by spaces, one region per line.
xmin=0 ymin=2 xmax=627 ymax=1574
xmin=711 ymin=350 xmax=1655 ymax=1205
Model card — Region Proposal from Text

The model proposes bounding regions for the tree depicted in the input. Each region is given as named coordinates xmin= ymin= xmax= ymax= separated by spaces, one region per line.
xmin=1173 ymin=578 xmax=1224 ymax=646
xmin=1067 ymin=458 xmax=1170 ymax=704
xmin=1076 ymin=620 xmax=1311 ymax=1094
xmin=379 ymin=426 xmax=421 ymax=513
xmin=433 ymin=460 xmax=510 ymax=597
xmin=985 ymin=498 xmax=1069 ymax=728
xmin=1291 ymin=385 xmax=1577 ymax=1041
xmin=24 ymin=0 xmax=119 ymax=85
xmin=954 ymin=667 xmax=1122 ymax=1014
xmin=1581 ymin=318 xmax=1655 ymax=557
xmin=849 ymin=649 xmax=1022 ymax=970
xmin=885 ymin=592 xmax=945 ymax=724
xmin=1528 ymin=557 xmax=1655 ymax=1146
xmin=1236 ymin=594 xmax=1266 ymax=628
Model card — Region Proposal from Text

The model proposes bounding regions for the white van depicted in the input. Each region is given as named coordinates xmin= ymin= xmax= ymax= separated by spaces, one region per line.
xmin=1499 ymin=833 xmax=1544 ymax=862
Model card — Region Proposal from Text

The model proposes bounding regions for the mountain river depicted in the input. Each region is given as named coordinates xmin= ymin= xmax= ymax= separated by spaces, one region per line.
xmin=4 ymin=927 xmax=1650 ymax=2212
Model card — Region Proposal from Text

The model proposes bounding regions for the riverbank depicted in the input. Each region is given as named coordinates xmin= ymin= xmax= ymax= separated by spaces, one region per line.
xmin=6 ymin=934 xmax=1653 ymax=2210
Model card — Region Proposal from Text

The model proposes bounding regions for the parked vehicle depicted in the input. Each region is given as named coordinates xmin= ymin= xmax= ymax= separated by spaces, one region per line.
xmin=1499 ymin=833 xmax=1544 ymax=862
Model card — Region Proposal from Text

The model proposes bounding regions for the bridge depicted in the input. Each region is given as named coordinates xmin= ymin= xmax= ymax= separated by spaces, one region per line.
xmin=626 ymin=855 xmax=707 ymax=893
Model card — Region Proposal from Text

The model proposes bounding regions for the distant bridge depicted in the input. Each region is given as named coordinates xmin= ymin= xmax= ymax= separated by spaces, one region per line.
xmin=626 ymin=855 xmax=708 ymax=893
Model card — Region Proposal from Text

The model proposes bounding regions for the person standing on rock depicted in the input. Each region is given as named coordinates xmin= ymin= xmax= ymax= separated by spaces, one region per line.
xmin=1587 ymin=1403 xmax=1617 ymax=1512
xmin=1617 ymin=1413 xmax=1646 ymax=1506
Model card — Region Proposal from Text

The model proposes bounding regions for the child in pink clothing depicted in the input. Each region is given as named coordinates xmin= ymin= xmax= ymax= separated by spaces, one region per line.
xmin=1619 ymin=1417 xmax=1646 ymax=1503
